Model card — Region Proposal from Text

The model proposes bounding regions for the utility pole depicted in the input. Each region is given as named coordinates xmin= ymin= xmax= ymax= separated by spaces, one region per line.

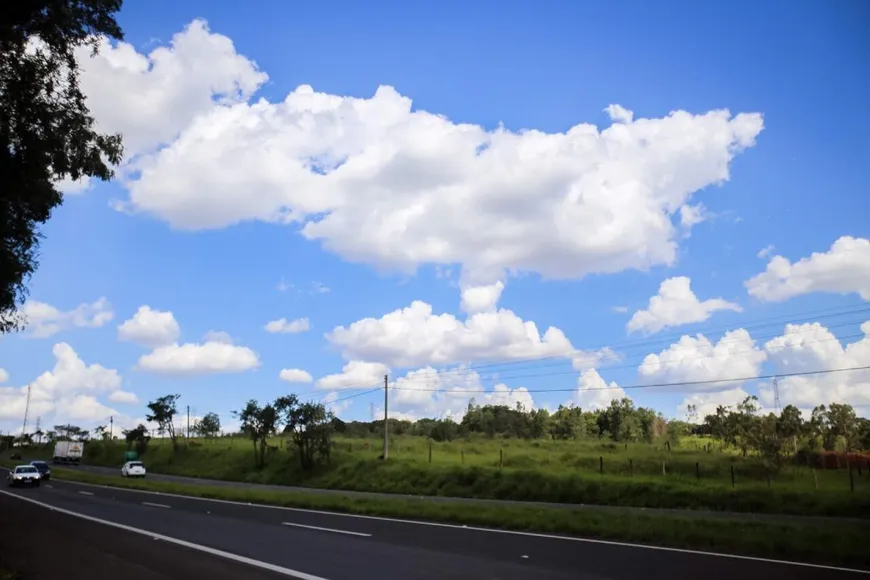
xmin=772 ymin=377 xmax=781 ymax=414
xmin=109 ymin=416 xmax=114 ymax=440
xmin=34 ymin=417 xmax=41 ymax=443
xmin=186 ymin=405 xmax=191 ymax=439
xmin=382 ymin=374 xmax=389 ymax=460
xmin=21 ymin=384 xmax=31 ymax=437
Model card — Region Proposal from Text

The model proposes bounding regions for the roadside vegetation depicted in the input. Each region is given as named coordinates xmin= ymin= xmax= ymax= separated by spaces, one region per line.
xmin=4 ymin=393 xmax=870 ymax=518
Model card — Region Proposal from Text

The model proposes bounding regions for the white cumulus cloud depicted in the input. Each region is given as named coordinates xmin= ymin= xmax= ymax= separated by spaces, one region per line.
xmin=761 ymin=320 xmax=870 ymax=411
xmin=638 ymin=329 xmax=768 ymax=390
xmin=0 ymin=343 xmax=127 ymax=431
xmin=265 ymin=317 xmax=311 ymax=334
xmin=135 ymin=337 xmax=260 ymax=376
xmin=627 ymin=276 xmax=742 ymax=334
xmin=316 ymin=361 xmax=389 ymax=390
xmin=573 ymin=369 xmax=627 ymax=410
xmin=325 ymin=292 xmax=609 ymax=370
xmin=279 ymin=368 xmax=313 ymax=383
xmin=19 ymin=297 xmax=113 ymax=338
xmin=108 ymin=390 xmax=140 ymax=404
xmin=460 ymin=281 xmax=505 ymax=314
xmin=118 ymin=306 xmax=181 ymax=348
xmin=74 ymin=20 xmax=763 ymax=287
xmin=76 ymin=19 xmax=267 ymax=159
xmin=745 ymin=236 xmax=870 ymax=302
xmin=669 ymin=320 xmax=870 ymax=417
xmin=388 ymin=366 xmax=534 ymax=421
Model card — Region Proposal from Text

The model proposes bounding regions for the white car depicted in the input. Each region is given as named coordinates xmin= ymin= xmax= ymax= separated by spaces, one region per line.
xmin=7 ymin=465 xmax=41 ymax=487
xmin=121 ymin=461 xmax=146 ymax=478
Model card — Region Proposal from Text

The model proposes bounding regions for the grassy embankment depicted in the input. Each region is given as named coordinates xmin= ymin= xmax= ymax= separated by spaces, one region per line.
xmin=30 ymin=434 xmax=870 ymax=517
xmin=6 ymin=460 xmax=869 ymax=569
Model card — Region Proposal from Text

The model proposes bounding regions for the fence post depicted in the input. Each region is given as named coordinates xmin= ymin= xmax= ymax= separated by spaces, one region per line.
xmin=730 ymin=465 xmax=735 ymax=488
xmin=499 ymin=448 xmax=503 ymax=469
xmin=599 ymin=456 xmax=604 ymax=474
xmin=629 ymin=458 xmax=633 ymax=477
xmin=428 ymin=443 xmax=432 ymax=464
xmin=666 ymin=440 xmax=671 ymax=452
xmin=662 ymin=461 xmax=666 ymax=476
xmin=695 ymin=461 xmax=700 ymax=480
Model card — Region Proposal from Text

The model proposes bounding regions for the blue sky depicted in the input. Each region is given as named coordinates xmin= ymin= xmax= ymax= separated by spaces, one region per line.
xmin=1 ymin=0 xmax=868 ymax=435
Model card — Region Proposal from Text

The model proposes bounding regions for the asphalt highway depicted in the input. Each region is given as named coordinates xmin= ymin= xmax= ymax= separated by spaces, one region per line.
xmin=2 ymin=475 xmax=867 ymax=580
xmin=0 ymin=493 xmax=289 ymax=580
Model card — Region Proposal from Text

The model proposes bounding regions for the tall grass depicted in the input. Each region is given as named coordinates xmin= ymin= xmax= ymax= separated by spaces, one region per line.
xmin=51 ymin=433 xmax=870 ymax=518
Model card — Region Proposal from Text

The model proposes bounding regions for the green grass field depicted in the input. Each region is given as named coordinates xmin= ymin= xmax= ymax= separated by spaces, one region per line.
xmin=9 ymin=462 xmax=868 ymax=569
xmin=27 ymin=433 xmax=869 ymax=518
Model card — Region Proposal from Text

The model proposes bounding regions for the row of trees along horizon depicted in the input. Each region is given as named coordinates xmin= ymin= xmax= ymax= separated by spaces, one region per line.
xmin=5 ymin=392 xmax=869 ymax=474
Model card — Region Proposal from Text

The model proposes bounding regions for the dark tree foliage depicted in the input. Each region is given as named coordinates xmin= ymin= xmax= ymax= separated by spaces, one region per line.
xmin=123 ymin=423 xmax=151 ymax=456
xmin=338 ymin=398 xmax=671 ymax=444
xmin=0 ymin=1 xmax=125 ymax=332
xmin=146 ymin=394 xmax=180 ymax=450
xmin=234 ymin=399 xmax=279 ymax=467
xmin=194 ymin=412 xmax=222 ymax=438
xmin=276 ymin=395 xmax=335 ymax=470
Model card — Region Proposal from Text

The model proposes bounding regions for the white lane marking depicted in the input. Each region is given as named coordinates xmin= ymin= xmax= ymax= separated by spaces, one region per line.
xmin=45 ymin=484 xmax=54 ymax=488
xmin=0 ymin=490 xmax=329 ymax=580
xmin=142 ymin=502 xmax=171 ymax=509
xmin=282 ymin=521 xmax=371 ymax=537
xmin=78 ymin=491 xmax=94 ymax=496
xmin=29 ymin=476 xmax=870 ymax=575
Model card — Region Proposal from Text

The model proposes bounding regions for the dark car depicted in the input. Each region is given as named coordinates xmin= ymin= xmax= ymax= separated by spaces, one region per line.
xmin=30 ymin=460 xmax=51 ymax=480
xmin=7 ymin=465 xmax=40 ymax=487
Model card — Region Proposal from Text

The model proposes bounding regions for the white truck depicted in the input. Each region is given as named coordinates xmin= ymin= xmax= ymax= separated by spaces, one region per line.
xmin=53 ymin=441 xmax=84 ymax=465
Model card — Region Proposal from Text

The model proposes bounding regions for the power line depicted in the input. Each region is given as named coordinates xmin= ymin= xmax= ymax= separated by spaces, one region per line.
xmin=326 ymin=387 xmax=384 ymax=405
xmin=294 ymin=334 xmax=866 ymax=404
xmin=390 ymin=364 xmax=870 ymax=394
xmin=428 ymin=320 xmax=868 ymax=382
xmin=301 ymin=304 xmax=870 ymax=392
xmin=421 ymin=303 xmax=870 ymax=377
xmin=463 ymin=331 xmax=867 ymax=384
xmin=289 ymin=303 xmax=870 ymax=400
xmin=426 ymin=308 xmax=870 ymax=380
xmin=304 ymin=328 xmax=865 ymax=395
xmin=607 ymin=303 xmax=869 ymax=352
